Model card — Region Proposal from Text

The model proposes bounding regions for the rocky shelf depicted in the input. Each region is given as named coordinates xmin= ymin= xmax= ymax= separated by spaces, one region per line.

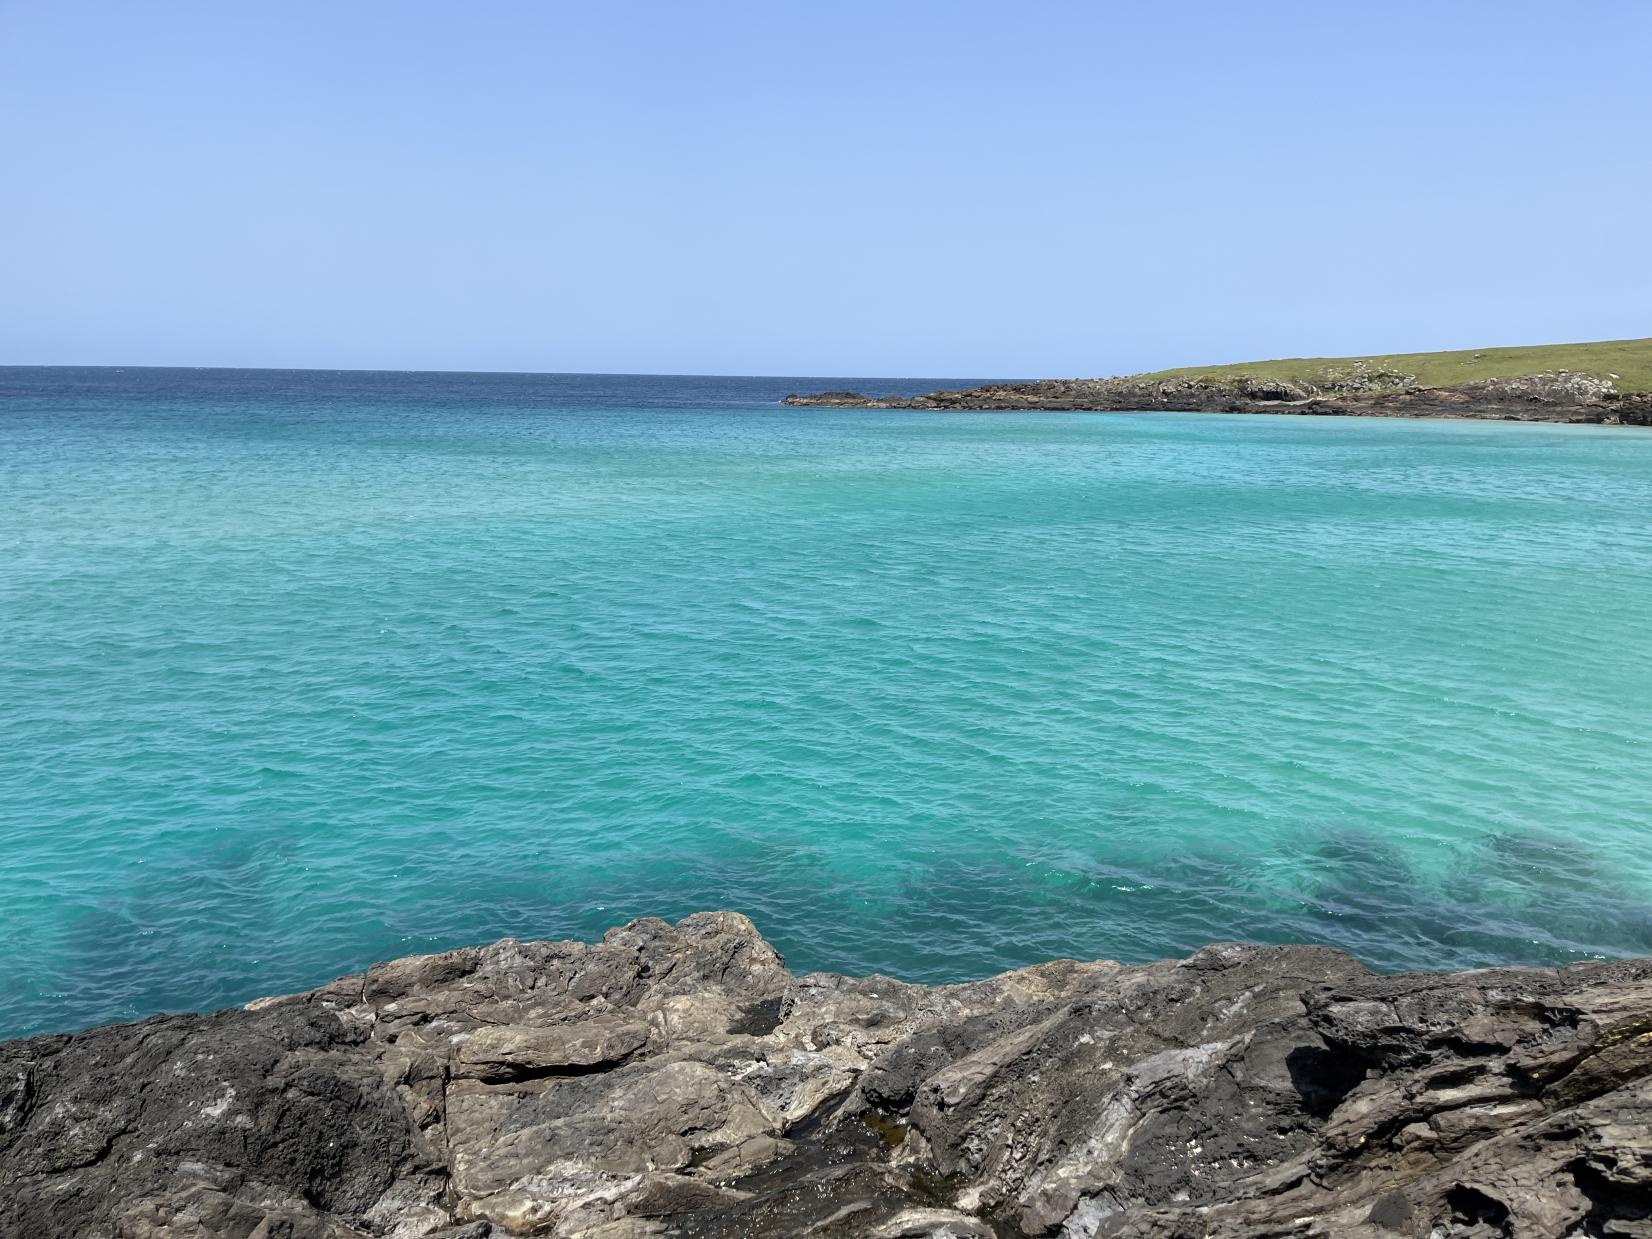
xmin=781 ymin=374 xmax=1652 ymax=425
xmin=4 ymin=912 xmax=1651 ymax=1237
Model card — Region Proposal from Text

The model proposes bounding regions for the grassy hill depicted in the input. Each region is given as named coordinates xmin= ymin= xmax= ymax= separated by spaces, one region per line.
xmin=1135 ymin=336 xmax=1652 ymax=393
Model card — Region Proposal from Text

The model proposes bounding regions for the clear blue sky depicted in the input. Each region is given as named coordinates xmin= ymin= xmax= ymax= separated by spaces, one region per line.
xmin=3 ymin=1 xmax=1648 ymax=377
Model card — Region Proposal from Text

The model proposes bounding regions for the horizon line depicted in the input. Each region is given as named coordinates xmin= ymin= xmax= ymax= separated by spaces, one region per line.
xmin=5 ymin=331 xmax=1649 ymax=385
xmin=0 ymin=362 xmax=1021 ymax=383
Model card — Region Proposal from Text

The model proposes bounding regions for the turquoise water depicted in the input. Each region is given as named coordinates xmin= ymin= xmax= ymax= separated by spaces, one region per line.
xmin=4 ymin=367 xmax=1652 ymax=1038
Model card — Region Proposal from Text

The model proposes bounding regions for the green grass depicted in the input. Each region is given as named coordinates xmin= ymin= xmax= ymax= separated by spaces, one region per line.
xmin=1134 ymin=336 xmax=1652 ymax=393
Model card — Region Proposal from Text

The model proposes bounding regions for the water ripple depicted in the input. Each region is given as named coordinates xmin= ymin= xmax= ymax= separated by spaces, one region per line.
xmin=3 ymin=369 xmax=1652 ymax=1037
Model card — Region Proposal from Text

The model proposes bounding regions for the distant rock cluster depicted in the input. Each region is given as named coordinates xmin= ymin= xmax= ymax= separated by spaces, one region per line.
xmin=783 ymin=371 xmax=1652 ymax=425
xmin=4 ymin=912 xmax=1652 ymax=1237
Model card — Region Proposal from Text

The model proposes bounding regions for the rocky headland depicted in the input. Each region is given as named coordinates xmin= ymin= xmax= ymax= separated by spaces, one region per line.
xmin=783 ymin=370 xmax=1652 ymax=425
xmin=4 ymin=912 xmax=1651 ymax=1238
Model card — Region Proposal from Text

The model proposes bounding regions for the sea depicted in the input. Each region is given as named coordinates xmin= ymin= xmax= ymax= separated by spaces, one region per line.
xmin=3 ymin=366 xmax=1651 ymax=1039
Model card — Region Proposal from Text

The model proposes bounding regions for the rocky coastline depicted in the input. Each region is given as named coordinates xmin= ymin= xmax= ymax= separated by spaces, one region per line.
xmin=4 ymin=913 xmax=1651 ymax=1238
xmin=782 ymin=372 xmax=1652 ymax=425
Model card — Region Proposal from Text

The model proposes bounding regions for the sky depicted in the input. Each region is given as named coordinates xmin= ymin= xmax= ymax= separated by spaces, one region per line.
xmin=2 ymin=1 xmax=1649 ymax=378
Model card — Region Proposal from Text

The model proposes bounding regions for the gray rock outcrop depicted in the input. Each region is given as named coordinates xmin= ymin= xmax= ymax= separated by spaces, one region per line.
xmin=4 ymin=913 xmax=1651 ymax=1237
xmin=782 ymin=373 xmax=1652 ymax=425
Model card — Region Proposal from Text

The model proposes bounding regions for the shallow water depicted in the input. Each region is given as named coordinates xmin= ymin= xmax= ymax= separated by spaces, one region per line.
xmin=3 ymin=367 xmax=1651 ymax=1038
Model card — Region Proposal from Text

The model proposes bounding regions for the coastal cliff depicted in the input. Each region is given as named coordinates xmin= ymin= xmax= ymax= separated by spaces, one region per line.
xmin=782 ymin=372 xmax=1652 ymax=424
xmin=5 ymin=914 xmax=1651 ymax=1238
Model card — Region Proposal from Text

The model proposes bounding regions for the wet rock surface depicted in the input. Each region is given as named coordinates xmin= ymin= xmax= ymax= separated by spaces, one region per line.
xmin=4 ymin=912 xmax=1651 ymax=1237
xmin=782 ymin=375 xmax=1652 ymax=425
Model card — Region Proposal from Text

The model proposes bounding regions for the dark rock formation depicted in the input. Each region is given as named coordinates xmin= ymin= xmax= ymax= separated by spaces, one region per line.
xmin=4 ymin=913 xmax=1651 ymax=1237
xmin=783 ymin=373 xmax=1652 ymax=426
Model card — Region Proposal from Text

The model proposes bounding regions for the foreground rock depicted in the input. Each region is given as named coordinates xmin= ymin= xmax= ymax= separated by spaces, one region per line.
xmin=4 ymin=914 xmax=1652 ymax=1237
xmin=783 ymin=372 xmax=1652 ymax=425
